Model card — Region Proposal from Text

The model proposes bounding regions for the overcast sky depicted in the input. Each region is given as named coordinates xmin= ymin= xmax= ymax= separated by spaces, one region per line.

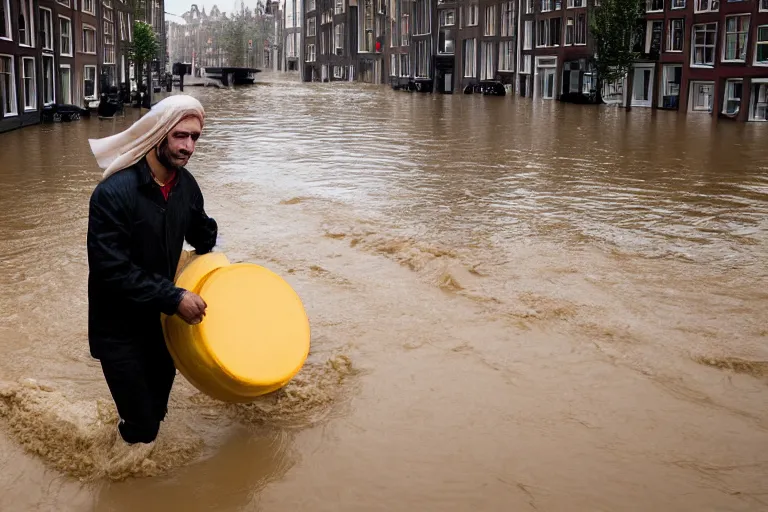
xmin=164 ymin=0 xmax=268 ymax=21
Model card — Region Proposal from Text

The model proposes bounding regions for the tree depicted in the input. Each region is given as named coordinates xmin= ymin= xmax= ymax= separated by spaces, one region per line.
xmin=589 ymin=0 xmax=644 ymax=104
xmin=128 ymin=20 xmax=159 ymax=102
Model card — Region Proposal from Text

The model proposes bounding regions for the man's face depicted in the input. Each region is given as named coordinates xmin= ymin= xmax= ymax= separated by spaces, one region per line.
xmin=158 ymin=116 xmax=202 ymax=170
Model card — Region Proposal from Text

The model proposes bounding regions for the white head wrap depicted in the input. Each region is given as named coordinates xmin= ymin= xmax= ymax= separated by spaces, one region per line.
xmin=88 ymin=94 xmax=206 ymax=181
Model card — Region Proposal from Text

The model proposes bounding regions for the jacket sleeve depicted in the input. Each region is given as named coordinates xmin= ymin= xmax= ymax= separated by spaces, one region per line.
xmin=186 ymin=190 xmax=218 ymax=255
xmin=87 ymin=183 xmax=185 ymax=315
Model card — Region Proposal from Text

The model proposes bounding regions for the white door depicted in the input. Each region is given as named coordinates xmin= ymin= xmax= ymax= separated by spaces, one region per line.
xmin=541 ymin=68 xmax=555 ymax=99
xmin=632 ymin=66 xmax=653 ymax=107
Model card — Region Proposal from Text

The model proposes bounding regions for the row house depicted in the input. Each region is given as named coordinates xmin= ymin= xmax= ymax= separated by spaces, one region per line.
xmin=283 ymin=0 xmax=302 ymax=72
xmin=302 ymin=0 xmax=386 ymax=82
xmin=0 ymin=0 xmax=163 ymax=134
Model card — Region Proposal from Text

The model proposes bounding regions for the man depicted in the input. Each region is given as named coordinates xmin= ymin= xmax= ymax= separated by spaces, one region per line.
xmin=86 ymin=95 xmax=217 ymax=447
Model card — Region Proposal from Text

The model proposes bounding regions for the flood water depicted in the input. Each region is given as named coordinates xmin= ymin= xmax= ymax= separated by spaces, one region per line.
xmin=1 ymin=72 xmax=767 ymax=511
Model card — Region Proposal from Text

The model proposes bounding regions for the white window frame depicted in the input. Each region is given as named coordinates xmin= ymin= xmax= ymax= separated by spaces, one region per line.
xmin=83 ymin=64 xmax=97 ymax=101
xmin=305 ymin=43 xmax=316 ymax=62
xmin=761 ymin=0 xmax=768 ymax=12
xmin=83 ymin=24 xmax=97 ymax=54
xmin=21 ymin=56 xmax=36 ymax=111
xmin=335 ymin=0 xmax=345 ymax=14
xmin=0 ymin=0 xmax=11 ymax=41
xmin=498 ymin=40 xmax=514 ymax=71
xmin=567 ymin=0 xmax=584 ymax=7
xmin=671 ymin=0 xmax=685 ymax=8
xmin=722 ymin=14 xmax=749 ymax=63
xmin=691 ymin=22 xmax=717 ymax=67
xmin=646 ymin=0 xmax=663 ymax=12
xmin=307 ymin=16 xmax=316 ymax=37
xmin=480 ymin=41 xmax=495 ymax=80
xmin=18 ymin=0 xmax=35 ymax=47
xmin=42 ymin=54 xmax=55 ymax=106
xmin=524 ymin=20 xmax=533 ymax=50
xmin=575 ymin=12 xmax=586 ymax=45
xmin=415 ymin=39 xmax=430 ymax=78
xmin=749 ymin=79 xmax=768 ymax=121
xmin=440 ymin=9 xmax=455 ymax=26
xmin=756 ymin=25 xmax=768 ymax=66
xmin=466 ymin=4 xmax=478 ymax=26
xmin=40 ymin=7 xmax=54 ymax=51
xmin=694 ymin=0 xmax=718 ymax=13
xmin=501 ymin=2 xmax=514 ymax=37
xmin=722 ymin=79 xmax=742 ymax=116
xmin=334 ymin=22 xmax=344 ymax=53
xmin=463 ymin=37 xmax=476 ymax=77
xmin=484 ymin=5 xmax=496 ymax=36
xmin=689 ymin=80 xmax=714 ymax=112
xmin=667 ymin=18 xmax=684 ymax=52
xmin=59 ymin=63 xmax=72 ymax=104
xmin=82 ymin=0 xmax=95 ymax=16
xmin=519 ymin=54 xmax=531 ymax=74
xmin=59 ymin=16 xmax=73 ymax=56
xmin=0 ymin=53 xmax=17 ymax=116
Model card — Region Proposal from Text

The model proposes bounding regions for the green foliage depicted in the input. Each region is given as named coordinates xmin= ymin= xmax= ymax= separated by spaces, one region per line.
xmin=128 ymin=20 xmax=159 ymax=66
xmin=589 ymin=0 xmax=645 ymax=84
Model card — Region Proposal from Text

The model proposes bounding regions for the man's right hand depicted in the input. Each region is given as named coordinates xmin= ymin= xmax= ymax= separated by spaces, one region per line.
xmin=176 ymin=290 xmax=207 ymax=325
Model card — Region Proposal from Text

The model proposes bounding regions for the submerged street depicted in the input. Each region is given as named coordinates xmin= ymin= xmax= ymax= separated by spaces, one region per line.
xmin=0 ymin=74 xmax=767 ymax=511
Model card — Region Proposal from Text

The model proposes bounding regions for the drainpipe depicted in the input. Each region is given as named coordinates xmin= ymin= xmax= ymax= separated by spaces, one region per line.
xmin=516 ymin=0 xmax=522 ymax=96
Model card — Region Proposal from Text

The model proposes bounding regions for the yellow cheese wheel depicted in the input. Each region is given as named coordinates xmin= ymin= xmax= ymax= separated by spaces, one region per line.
xmin=162 ymin=252 xmax=311 ymax=402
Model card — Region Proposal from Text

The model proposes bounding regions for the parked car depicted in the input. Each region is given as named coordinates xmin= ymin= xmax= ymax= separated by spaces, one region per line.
xmin=41 ymin=103 xmax=91 ymax=122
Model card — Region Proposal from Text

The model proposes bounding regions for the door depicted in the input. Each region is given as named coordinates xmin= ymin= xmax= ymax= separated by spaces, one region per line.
xmin=632 ymin=66 xmax=653 ymax=107
xmin=541 ymin=69 xmax=555 ymax=99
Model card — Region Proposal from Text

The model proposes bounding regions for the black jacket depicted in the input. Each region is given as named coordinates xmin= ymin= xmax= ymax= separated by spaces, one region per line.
xmin=86 ymin=157 xmax=217 ymax=360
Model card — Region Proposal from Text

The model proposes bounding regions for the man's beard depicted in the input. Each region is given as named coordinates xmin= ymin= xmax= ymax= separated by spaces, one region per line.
xmin=156 ymin=138 xmax=189 ymax=171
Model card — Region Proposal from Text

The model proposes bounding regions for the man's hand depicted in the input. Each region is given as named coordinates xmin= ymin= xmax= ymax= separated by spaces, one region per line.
xmin=176 ymin=290 xmax=207 ymax=325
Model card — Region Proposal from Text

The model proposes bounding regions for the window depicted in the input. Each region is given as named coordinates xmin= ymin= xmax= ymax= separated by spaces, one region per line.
xmin=305 ymin=43 xmax=316 ymax=61
xmin=42 ymin=55 xmax=54 ymax=105
xmin=334 ymin=23 xmax=344 ymax=53
xmin=567 ymin=0 xmax=584 ymax=6
xmin=750 ymin=82 xmax=767 ymax=121
xmin=60 ymin=64 xmax=71 ymax=104
xmin=501 ymin=2 xmax=513 ymax=36
xmin=415 ymin=0 xmax=430 ymax=34
xmin=692 ymin=23 xmax=717 ymax=66
xmin=646 ymin=0 xmax=663 ymax=11
xmin=60 ymin=17 xmax=72 ymax=55
xmin=40 ymin=8 xmax=53 ymax=50
xmin=22 ymin=57 xmax=35 ymax=110
xmin=0 ymin=0 xmax=9 ymax=40
xmin=82 ymin=0 xmax=94 ymax=15
xmin=104 ymin=45 xmax=115 ymax=64
xmin=401 ymin=14 xmax=409 ymax=46
xmin=499 ymin=40 xmax=514 ymax=70
xmin=438 ymin=26 xmax=454 ymax=53
xmin=415 ymin=39 xmax=429 ymax=77
xmin=103 ymin=6 xmax=113 ymax=22
xmin=526 ymin=0 xmax=534 ymax=13
xmin=667 ymin=19 xmax=684 ymax=52
xmin=484 ymin=5 xmax=496 ymax=36
xmin=645 ymin=20 xmax=663 ymax=54
xmin=541 ymin=0 xmax=562 ymax=11
xmin=520 ymin=54 xmax=531 ymax=73
xmin=360 ymin=0 xmax=375 ymax=51
xmin=84 ymin=65 xmax=96 ymax=99
xmin=722 ymin=79 xmax=742 ymax=115
xmin=0 ymin=54 xmax=16 ymax=116
xmin=524 ymin=20 xmax=533 ymax=50
xmin=119 ymin=11 xmax=127 ymax=40
xmin=399 ymin=53 xmax=410 ymax=76
xmin=480 ymin=41 xmax=495 ymax=79
xmin=575 ymin=13 xmax=586 ymax=44
xmin=306 ymin=0 xmax=316 ymax=11
xmin=566 ymin=17 xmax=574 ymax=45
xmin=335 ymin=0 xmax=344 ymax=14
xmin=307 ymin=17 xmax=316 ymax=36
xmin=723 ymin=15 xmax=749 ymax=62
xmin=762 ymin=0 xmax=768 ymax=11
xmin=690 ymin=81 xmax=713 ymax=111
xmin=537 ymin=17 xmax=561 ymax=47
xmin=660 ymin=64 xmax=682 ymax=108
xmin=83 ymin=25 xmax=96 ymax=53
xmin=757 ymin=26 xmax=768 ymax=64
xmin=672 ymin=0 xmax=685 ymax=8
xmin=104 ymin=20 xmax=114 ymax=46
xmin=466 ymin=4 xmax=478 ymax=26
xmin=440 ymin=9 xmax=455 ymax=26
xmin=695 ymin=0 xmax=718 ymax=12
xmin=18 ymin=0 xmax=34 ymax=46
xmin=334 ymin=66 xmax=344 ymax=79
xmin=464 ymin=38 xmax=476 ymax=77
xmin=390 ymin=54 xmax=397 ymax=75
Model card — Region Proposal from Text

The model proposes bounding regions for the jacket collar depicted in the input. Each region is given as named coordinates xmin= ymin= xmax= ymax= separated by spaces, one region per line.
xmin=136 ymin=155 xmax=186 ymax=189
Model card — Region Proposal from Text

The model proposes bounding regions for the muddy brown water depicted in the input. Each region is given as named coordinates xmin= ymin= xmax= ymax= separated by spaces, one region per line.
xmin=0 ymin=72 xmax=767 ymax=511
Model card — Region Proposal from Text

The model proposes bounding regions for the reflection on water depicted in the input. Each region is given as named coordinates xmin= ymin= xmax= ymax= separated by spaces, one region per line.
xmin=0 ymin=72 xmax=766 ymax=511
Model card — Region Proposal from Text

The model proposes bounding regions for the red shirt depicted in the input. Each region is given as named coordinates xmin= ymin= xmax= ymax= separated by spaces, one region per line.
xmin=158 ymin=171 xmax=178 ymax=201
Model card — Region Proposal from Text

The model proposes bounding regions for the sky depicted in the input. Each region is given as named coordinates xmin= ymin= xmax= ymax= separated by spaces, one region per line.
xmin=164 ymin=0 xmax=269 ymax=22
